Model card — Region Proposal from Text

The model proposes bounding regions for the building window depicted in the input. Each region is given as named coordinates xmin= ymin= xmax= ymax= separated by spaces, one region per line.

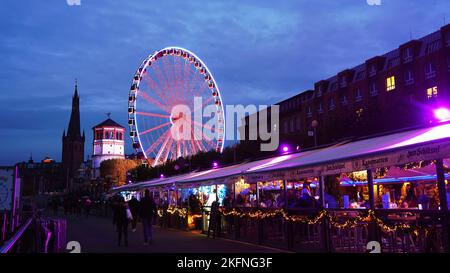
xmin=425 ymin=62 xmax=436 ymax=79
xmin=427 ymin=86 xmax=438 ymax=99
xmin=331 ymin=82 xmax=338 ymax=91
xmin=341 ymin=95 xmax=348 ymax=106
xmin=307 ymin=106 xmax=312 ymax=118
xmin=426 ymin=40 xmax=440 ymax=53
xmin=403 ymin=47 xmax=412 ymax=63
xmin=447 ymin=55 xmax=450 ymax=71
xmin=446 ymin=31 xmax=450 ymax=46
xmin=317 ymin=86 xmax=323 ymax=97
xmin=387 ymin=57 xmax=400 ymax=68
xmin=328 ymin=98 xmax=335 ymax=111
xmin=370 ymin=83 xmax=378 ymax=96
xmin=340 ymin=77 xmax=347 ymax=87
xmin=296 ymin=117 xmax=301 ymax=131
xmin=386 ymin=76 xmax=395 ymax=91
xmin=290 ymin=119 xmax=295 ymax=132
xmin=404 ymin=70 xmax=414 ymax=85
xmin=355 ymin=88 xmax=362 ymax=102
xmin=317 ymin=103 xmax=323 ymax=114
xmin=356 ymin=70 xmax=365 ymax=81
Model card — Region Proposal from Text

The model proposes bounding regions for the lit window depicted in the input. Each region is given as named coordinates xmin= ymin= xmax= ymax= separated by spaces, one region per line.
xmin=426 ymin=86 xmax=438 ymax=99
xmin=386 ymin=76 xmax=395 ymax=91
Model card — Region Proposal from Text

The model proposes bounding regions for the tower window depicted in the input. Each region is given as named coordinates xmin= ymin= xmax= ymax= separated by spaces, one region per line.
xmin=386 ymin=76 xmax=395 ymax=91
xmin=426 ymin=86 xmax=438 ymax=99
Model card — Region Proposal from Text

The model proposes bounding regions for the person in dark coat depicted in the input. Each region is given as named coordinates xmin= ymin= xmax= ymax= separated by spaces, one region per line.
xmin=140 ymin=189 xmax=157 ymax=245
xmin=114 ymin=196 xmax=129 ymax=246
xmin=128 ymin=196 xmax=140 ymax=232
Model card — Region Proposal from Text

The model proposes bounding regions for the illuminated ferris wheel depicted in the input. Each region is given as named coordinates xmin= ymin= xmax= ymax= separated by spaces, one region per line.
xmin=128 ymin=47 xmax=225 ymax=166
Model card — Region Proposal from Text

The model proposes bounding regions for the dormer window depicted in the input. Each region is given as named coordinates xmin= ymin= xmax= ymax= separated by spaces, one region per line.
xmin=403 ymin=47 xmax=412 ymax=63
xmin=317 ymin=86 xmax=323 ymax=97
xmin=356 ymin=70 xmax=365 ymax=81
xmin=340 ymin=77 xmax=347 ymax=87
xmin=426 ymin=40 xmax=440 ymax=53
xmin=368 ymin=64 xmax=377 ymax=77
xmin=331 ymin=82 xmax=338 ymax=91
xmin=425 ymin=62 xmax=436 ymax=79
xmin=370 ymin=83 xmax=378 ymax=96
xmin=446 ymin=31 xmax=450 ymax=47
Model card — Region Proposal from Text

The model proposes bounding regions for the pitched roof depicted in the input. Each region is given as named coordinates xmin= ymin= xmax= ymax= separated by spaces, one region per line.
xmin=92 ymin=118 xmax=125 ymax=129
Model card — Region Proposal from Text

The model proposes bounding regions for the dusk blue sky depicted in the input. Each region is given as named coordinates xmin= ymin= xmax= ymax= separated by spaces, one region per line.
xmin=0 ymin=0 xmax=449 ymax=165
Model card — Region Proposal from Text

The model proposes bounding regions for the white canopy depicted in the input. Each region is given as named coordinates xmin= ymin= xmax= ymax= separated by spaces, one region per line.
xmin=113 ymin=122 xmax=450 ymax=192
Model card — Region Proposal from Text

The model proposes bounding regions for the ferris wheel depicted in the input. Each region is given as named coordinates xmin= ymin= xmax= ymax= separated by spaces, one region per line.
xmin=128 ymin=47 xmax=225 ymax=166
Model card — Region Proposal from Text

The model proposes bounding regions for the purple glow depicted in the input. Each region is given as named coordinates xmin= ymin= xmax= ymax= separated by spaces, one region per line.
xmin=213 ymin=161 xmax=219 ymax=168
xmin=434 ymin=107 xmax=450 ymax=122
xmin=160 ymin=174 xmax=165 ymax=178
xmin=385 ymin=123 xmax=450 ymax=149
xmin=281 ymin=145 xmax=289 ymax=153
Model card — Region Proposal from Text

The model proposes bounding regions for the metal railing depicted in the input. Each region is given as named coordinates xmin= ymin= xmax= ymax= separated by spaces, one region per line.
xmin=0 ymin=211 xmax=67 ymax=253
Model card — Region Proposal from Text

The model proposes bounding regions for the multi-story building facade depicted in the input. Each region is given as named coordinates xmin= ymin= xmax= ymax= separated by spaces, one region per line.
xmin=242 ymin=24 xmax=450 ymax=155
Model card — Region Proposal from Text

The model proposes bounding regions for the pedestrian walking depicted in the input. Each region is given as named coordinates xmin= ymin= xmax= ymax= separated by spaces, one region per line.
xmin=140 ymin=189 xmax=157 ymax=245
xmin=84 ymin=198 xmax=92 ymax=218
xmin=114 ymin=196 xmax=129 ymax=247
xmin=128 ymin=196 xmax=139 ymax=232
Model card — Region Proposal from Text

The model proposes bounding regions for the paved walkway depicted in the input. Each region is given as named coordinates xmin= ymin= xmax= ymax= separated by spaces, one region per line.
xmin=64 ymin=213 xmax=284 ymax=253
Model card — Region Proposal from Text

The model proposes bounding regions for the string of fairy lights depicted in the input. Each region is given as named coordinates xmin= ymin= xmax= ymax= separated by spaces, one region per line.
xmin=217 ymin=208 xmax=423 ymax=234
xmin=157 ymin=205 xmax=425 ymax=235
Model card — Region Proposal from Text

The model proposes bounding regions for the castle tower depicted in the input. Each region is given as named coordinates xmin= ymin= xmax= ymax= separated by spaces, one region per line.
xmin=62 ymin=81 xmax=85 ymax=179
xmin=91 ymin=115 xmax=125 ymax=178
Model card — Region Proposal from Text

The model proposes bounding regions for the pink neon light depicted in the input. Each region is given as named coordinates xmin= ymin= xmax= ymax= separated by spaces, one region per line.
xmin=247 ymin=154 xmax=293 ymax=172
xmin=385 ymin=123 xmax=450 ymax=149
xmin=434 ymin=108 xmax=450 ymax=122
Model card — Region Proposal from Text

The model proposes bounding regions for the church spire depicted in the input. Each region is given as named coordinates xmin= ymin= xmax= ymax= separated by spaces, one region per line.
xmin=67 ymin=80 xmax=81 ymax=138
xmin=74 ymin=78 xmax=78 ymax=98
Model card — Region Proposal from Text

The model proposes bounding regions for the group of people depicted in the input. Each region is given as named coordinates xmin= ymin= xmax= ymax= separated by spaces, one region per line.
xmin=111 ymin=189 xmax=157 ymax=247
xmin=48 ymin=195 xmax=93 ymax=218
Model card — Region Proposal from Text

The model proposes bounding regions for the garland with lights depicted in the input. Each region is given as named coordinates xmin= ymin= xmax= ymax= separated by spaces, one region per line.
xmin=218 ymin=208 xmax=424 ymax=234
xmin=347 ymin=168 xmax=389 ymax=182
xmin=157 ymin=206 xmax=188 ymax=218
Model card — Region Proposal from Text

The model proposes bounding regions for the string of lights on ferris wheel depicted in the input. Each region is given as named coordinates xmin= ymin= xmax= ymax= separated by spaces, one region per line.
xmin=128 ymin=47 xmax=225 ymax=166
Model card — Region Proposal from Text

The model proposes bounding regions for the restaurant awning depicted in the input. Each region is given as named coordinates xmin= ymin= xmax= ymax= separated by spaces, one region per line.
xmin=112 ymin=122 xmax=450 ymax=192
xmin=244 ymin=122 xmax=450 ymax=180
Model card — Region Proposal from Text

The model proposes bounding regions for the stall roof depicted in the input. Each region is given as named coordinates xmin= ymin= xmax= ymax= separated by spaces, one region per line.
xmin=245 ymin=122 xmax=450 ymax=176
xmin=177 ymin=145 xmax=343 ymax=184
xmin=112 ymin=122 xmax=450 ymax=191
